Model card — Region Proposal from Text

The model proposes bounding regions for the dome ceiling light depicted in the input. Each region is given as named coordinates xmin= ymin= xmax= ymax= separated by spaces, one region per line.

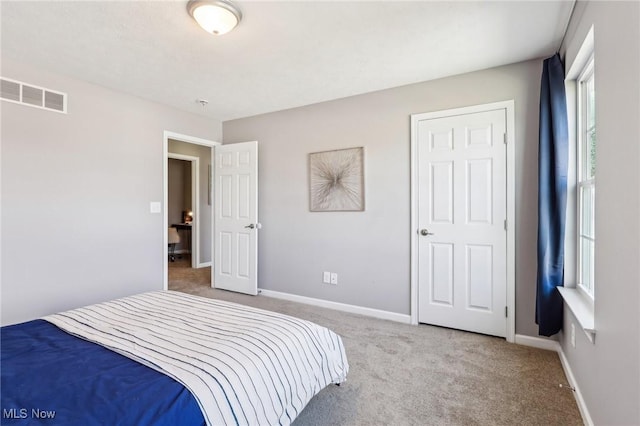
xmin=187 ymin=0 xmax=242 ymax=36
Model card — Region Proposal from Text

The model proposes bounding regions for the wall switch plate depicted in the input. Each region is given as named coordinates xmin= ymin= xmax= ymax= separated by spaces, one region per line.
xmin=330 ymin=273 xmax=338 ymax=285
xmin=570 ymin=323 xmax=576 ymax=348
xmin=150 ymin=201 xmax=161 ymax=214
xmin=323 ymin=272 xmax=331 ymax=284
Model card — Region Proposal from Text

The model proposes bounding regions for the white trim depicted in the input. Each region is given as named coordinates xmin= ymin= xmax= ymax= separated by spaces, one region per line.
xmin=409 ymin=100 xmax=516 ymax=343
xmin=514 ymin=334 xmax=560 ymax=352
xmin=565 ymin=25 xmax=597 ymax=320
xmin=566 ymin=25 xmax=594 ymax=80
xmin=576 ymin=60 xmax=596 ymax=298
xmin=258 ymin=289 xmax=412 ymax=324
xmin=557 ymin=346 xmax=594 ymax=426
xmin=198 ymin=261 xmax=212 ymax=268
xmin=565 ymin=27 xmax=595 ymax=291
xmin=163 ymin=131 xmax=220 ymax=291
xmin=209 ymin=146 xmax=215 ymax=284
xmin=504 ymin=101 xmax=516 ymax=344
xmin=564 ymin=79 xmax=578 ymax=290
xmin=165 ymin=131 xmax=219 ymax=148
xmin=168 ymin=153 xmax=199 ymax=269
xmin=557 ymin=287 xmax=595 ymax=342
xmin=410 ymin=115 xmax=419 ymax=325
xmin=168 ymin=153 xmax=201 ymax=162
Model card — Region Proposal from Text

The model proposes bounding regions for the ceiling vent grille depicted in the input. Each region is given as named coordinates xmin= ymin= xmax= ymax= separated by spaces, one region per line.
xmin=0 ymin=77 xmax=67 ymax=113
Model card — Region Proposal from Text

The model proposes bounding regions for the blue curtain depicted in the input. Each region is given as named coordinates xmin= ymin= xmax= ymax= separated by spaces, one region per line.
xmin=536 ymin=53 xmax=569 ymax=336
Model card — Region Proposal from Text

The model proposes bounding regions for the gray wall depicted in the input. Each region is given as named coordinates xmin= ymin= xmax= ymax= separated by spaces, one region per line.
xmin=1 ymin=59 xmax=221 ymax=326
xmin=224 ymin=59 xmax=543 ymax=336
xmin=168 ymin=139 xmax=213 ymax=264
xmin=559 ymin=1 xmax=640 ymax=424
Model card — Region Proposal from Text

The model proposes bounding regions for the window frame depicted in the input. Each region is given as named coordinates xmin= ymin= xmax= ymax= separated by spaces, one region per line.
xmin=575 ymin=55 xmax=595 ymax=300
xmin=559 ymin=24 xmax=596 ymax=342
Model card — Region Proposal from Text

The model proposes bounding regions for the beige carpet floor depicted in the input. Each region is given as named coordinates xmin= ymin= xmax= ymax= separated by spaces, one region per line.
xmin=169 ymin=259 xmax=582 ymax=426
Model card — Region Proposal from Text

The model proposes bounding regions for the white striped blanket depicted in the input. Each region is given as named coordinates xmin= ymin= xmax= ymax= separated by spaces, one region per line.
xmin=44 ymin=291 xmax=349 ymax=426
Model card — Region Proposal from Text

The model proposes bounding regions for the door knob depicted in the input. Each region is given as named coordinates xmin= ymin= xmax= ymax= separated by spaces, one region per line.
xmin=420 ymin=229 xmax=434 ymax=236
xmin=244 ymin=223 xmax=262 ymax=229
xmin=245 ymin=224 xmax=255 ymax=229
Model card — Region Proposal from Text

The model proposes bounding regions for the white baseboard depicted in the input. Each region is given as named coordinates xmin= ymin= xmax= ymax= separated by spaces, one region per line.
xmin=557 ymin=346 xmax=594 ymax=426
xmin=514 ymin=334 xmax=560 ymax=352
xmin=258 ymin=289 xmax=411 ymax=324
xmin=197 ymin=261 xmax=212 ymax=268
xmin=515 ymin=334 xmax=593 ymax=426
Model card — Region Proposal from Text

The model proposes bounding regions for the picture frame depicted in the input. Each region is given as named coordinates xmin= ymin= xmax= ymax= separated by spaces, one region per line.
xmin=309 ymin=147 xmax=364 ymax=212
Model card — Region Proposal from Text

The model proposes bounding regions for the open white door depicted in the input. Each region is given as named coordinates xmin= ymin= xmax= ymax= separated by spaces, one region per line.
xmin=213 ymin=141 xmax=259 ymax=295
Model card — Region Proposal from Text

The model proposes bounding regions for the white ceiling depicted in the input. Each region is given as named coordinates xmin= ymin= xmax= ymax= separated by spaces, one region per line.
xmin=1 ymin=1 xmax=574 ymax=122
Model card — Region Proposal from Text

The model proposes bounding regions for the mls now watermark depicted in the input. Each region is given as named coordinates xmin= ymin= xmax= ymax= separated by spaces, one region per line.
xmin=3 ymin=408 xmax=56 ymax=420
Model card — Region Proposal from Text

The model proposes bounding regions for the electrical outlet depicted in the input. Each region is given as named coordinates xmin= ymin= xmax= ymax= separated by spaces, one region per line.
xmin=570 ymin=323 xmax=576 ymax=348
xmin=323 ymin=272 xmax=331 ymax=284
xmin=330 ymin=273 xmax=338 ymax=285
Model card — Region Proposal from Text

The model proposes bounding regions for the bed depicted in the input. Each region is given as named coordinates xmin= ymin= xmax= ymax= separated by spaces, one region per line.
xmin=1 ymin=291 xmax=349 ymax=425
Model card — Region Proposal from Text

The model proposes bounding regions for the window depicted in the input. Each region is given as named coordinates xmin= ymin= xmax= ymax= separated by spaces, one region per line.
xmin=576 ymin=57 xmax=595 ymax=297
xmin=558 ymin=26 xmax=596 ymax=342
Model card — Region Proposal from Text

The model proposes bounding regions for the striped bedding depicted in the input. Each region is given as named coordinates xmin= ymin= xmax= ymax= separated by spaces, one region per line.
xmin=44 ymin=291 xmax=349 ymax=426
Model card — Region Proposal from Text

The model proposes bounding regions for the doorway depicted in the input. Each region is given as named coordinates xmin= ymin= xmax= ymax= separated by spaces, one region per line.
xmin=168 ymin=154 xmax=198 ymax=268
xmin=163 ymin=131 xmax=219 ymax=291
xmin=410 ymin=101 xmax=516 ymax=342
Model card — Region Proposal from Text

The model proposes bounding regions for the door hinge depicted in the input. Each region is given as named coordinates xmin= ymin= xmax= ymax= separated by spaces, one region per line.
xmin=505 ymin=306 xmax=508 ymax=318
xmin=504 ymin=220 xmax=507 ymax=231
xmin=503 ymin=133 xmax=507 ymax=144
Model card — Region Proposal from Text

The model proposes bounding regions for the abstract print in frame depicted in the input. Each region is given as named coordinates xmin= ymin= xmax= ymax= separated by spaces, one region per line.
xmin=309 ymin=147 xmax=364 ymax=212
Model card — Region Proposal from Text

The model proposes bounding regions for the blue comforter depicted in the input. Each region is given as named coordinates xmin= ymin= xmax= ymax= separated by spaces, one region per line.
xmin=1 ymin=319 xmax=204 ymax=425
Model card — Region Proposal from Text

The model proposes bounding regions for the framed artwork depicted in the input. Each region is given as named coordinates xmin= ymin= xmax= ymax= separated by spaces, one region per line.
xmin=309 ymin=147 xmax=364 ymax=212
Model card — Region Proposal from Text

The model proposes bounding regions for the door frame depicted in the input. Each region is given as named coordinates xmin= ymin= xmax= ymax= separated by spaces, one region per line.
xmin=168 ymin=153 xmax=199 ymax=268
xmin=409 ymin=100 xmax=516 ymax=343
xmin=163 ymin=131 xmax=220 ymax=291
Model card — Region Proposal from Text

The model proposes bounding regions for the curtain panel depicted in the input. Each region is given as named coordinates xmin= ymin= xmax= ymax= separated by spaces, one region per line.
xmin=535 ymin=53 xmax=569 ymax=337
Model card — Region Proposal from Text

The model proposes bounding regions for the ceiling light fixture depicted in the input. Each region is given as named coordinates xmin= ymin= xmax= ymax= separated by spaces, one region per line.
xmin=187 ymin=0 xmax=242 ymax=36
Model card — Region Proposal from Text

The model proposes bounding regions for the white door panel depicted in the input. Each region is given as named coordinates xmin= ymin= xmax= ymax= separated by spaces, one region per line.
xmin=430 ymin=243 xmax=454 ymax=305
xmin=417 ymin=109 xmax=507 ymax=337
xmin=214 ymin=141 xmax=259 ymax=295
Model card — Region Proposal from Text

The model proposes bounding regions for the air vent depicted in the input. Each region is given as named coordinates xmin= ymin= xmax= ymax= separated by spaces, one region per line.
xmin=1 ymin=79 xmax=20 ymax=101
xmin=0 ymin=77 xmax=67 ymax=113
xmin=22 ymin=85 xmax=43 ymax=107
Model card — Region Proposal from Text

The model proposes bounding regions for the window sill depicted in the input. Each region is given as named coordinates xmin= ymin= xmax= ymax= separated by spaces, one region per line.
xmin=557 ymin=287 xmax=596 ymax=343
